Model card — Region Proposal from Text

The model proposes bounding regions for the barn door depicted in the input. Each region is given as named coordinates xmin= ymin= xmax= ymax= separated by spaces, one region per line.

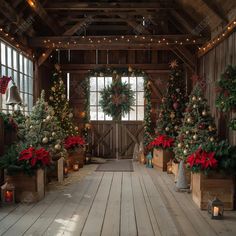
xmin=91 ymin=121 xmax=144 ymax=159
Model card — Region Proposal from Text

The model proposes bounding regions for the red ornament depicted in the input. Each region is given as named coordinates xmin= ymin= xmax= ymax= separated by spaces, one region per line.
xmin=173 ymin=102 xmax=179 ymax=110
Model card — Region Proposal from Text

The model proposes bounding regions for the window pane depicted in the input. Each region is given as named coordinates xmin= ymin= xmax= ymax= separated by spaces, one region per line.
xmin=19 ymin=54 xmax=23 ymax=72
xmin=97 ymin=77 xmax=104 ymax=91
xmin=20 ymin=73 xmax=24 ymax=92
xmin=90 ymin=92 xmax=97 ymax=105
xmin=29 ymin=95 xmax=33 ymax=111
xmin=13 ymin=71 xmax=18 ymax=86
xmin=105 ymin=114 xmax=112 ymax=121
xmin=7 ymin=47 xmax=12 ymax=67
xmin=137 ymin=77 xmax=144 ymax=91
xmin=24 ymin=76 xmax=28 ymax=93
xmin=122 ymin=77 xmax=128 ymax=83
xmin=7 ymin=68 xmax=12 ymax=77
xmin=1 ymin=43 xmax=6 ymax=65
xmin=130 ymin=106 xmax=136 ymax=120
xmin=29 ymin=60 xmax=33 ymax=77
xmin=97 ymin=106 xmax=104 ymax=120
xmin=137 ymin=92 xmax=144 ymax=105
xmin=24 ymin=57 xmax=28 ymax=74
xmin=90 ymin=77 xmax=96 ymax=91
xmin=137 ymin=106 xmax=144 ymax=120
xmin=24 ymin=93 xmax=28 ymax=106
xmin=130 ymin=77 xmax=136 ymax=91
xmin=13 ymin=50 xmax=17 ymax=70
xmin=105 ymin=77 xmax=112 ymax=86
xmin=122 ymin=113 xmax=128 ymax=120
xmin=29 ymin=78 xmax=33 ymax=94
xmin=90 ymin=106 xmax=97 ymax=120
xmin=1 ymin=66 xmax=6 ymax=76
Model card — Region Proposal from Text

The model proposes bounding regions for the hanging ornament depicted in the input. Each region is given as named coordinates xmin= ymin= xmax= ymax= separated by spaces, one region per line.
xmin=193 ymin=104 xmax=197 ymax=109
xmin=42 ymin=137 xmax=48 ymax=144
xmin=52 ymin=132 xmax=56 ymax=137
xmin=51 ymin=110 xmax=55 ymax=116
xmin=198 ymin=97 xmax=202 ymax=101
xmin=74 ymin=126 xmax=78 ymax=131
xmin=193 ymin=134 xmax=198 ymax=140
xmin=49 ymin=96 xmax=53 ymax=101
xmin=174 ymin=125 xmax=178 ymax=130
xmin=51 ymin=87 xmax=56 ymax=92
xmin=128 ymin=66 xmax=133 ymax=72
xmin=183 ymin=149 xmax=188 ymax=155
xmin=202 ymin=110 xmax=207 ymax=116
xmin=173 ymin=102 xmax=179 ymax=110
xmin=198 ymin=123 xmax=205 ymax=129
xmin=192 ymin=96 xmax=197 ymax=101
xmin=187 ymin=117 xmax=192 ymax=123
xmin=170 ymin=112 xmax=175 ymax=119
xmin=177 ymin=143 xmax=182 ymax=148
xmin=46 ymin=115 xmax=51 ymax=121
xmin=43 ymin=119 xmax=46 ymax=122
xmin=185 ymin=130 xmax=190 ymax=135
xmin=69 ymin=113 xmax=73 ymax=118
xmin=59 ymin=80 xmax=64 ymax=85
xmin=55 ymin=144 xmax=61 ymax=150
xmin=99 ymin=72 xmax=104 ymax=77
xmin=210 ymin=137 xmax=215 ymax=142
xmin=165 ymin=127 xmax=170 ymax=132
xmin=175 ymin=88 xmax=180 ymax=93
xmin=30 ymin=125 xmax=33 ymax=129
xmin=61 ymin=94 xmax=66 ymax=99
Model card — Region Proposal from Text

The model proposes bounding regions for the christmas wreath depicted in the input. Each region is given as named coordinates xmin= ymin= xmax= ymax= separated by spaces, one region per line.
xmin=99 ymin=80 xmax=135 ymax=119
xmin=216 ymin=65 xmax=236 ymax=130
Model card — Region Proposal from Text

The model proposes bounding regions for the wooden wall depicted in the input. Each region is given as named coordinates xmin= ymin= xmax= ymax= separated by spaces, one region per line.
xmin=199 ymin=31 xmax=236 ymax=145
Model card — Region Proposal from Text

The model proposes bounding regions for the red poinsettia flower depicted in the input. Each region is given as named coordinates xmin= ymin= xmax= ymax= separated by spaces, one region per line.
xmin=19 ymin=147 xmax=35 ymax=161
xmin=149 ymin=134 xmax=174 ymax=149
xmin=64 ymin=135 xmax=86 ymax=150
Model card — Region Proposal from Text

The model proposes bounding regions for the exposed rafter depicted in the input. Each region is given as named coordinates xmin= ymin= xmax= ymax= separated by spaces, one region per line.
xmin=26 ymin=0 xmax=63 ymax=35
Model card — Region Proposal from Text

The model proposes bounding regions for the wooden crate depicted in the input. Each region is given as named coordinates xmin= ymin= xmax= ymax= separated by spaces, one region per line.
xmin=68 ymin=148 xmax=85 ymax=169
xmin=191 ymin=173 xmax=235 ymax=210
xmin=152 ymin=148 xmax=173 ymax=171
xmin=5 ymin=169 xmax=45 ymax=203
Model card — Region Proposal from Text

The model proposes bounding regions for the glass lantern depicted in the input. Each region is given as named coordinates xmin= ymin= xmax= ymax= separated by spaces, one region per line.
xmin=208 ymin=197 xmax=224 ymax=219
xmin=146 ymin=152 xmax=153 ymax=168
xmin=73 ymin=161 xmax=79 ymax=171
xmin=167 ymin=160 xmax=173 ymax=174
xmin=64 ymin=161 xmax=69 ymax=178
xmin=1 ymin=181 xmax=15 ymax=204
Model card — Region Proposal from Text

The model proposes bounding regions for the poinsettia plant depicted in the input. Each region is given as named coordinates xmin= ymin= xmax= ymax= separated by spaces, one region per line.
xmin=148 ymin=134 xmax=175 ymax=150
xmin=186 ymin=140 xmax=236 ymax=175
xmin=0 ymin=112 xmax=18 ymax=131
xmin=64 ymin=135 xmax=86 ymax=152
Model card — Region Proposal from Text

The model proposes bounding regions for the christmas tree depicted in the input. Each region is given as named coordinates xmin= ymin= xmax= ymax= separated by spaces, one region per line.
xmin=49 ymin=64 xmax=78 ymax=137
xmin=156 ymin=60 xmax=186 ymax=138
xmin=174 ymin=83 xmax=217 ymax=161
xmin=24 ymin=90 xmax=67 ymax=161
xmin=143 ymin=78 xmax=154 ymax=150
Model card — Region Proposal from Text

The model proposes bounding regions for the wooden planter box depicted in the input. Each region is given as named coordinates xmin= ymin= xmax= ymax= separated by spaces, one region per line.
xmin=191 ymin=173 xmax=235 ymax=210
xmin=47 ymin=158 xmax=64 ymax=183
xmin=68 ymin=148 xmax=85 ymax=169
xmin=152 ymin=148 xmax=173 ymax=171
xmin=5 ymin=169 xmax=45 ymax=203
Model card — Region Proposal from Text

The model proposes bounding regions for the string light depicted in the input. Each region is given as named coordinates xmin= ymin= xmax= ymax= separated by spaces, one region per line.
xmin=27 ymin=0 xmax=36 ymax=8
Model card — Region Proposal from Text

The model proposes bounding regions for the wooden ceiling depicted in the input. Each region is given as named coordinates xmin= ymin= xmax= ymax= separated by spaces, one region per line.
xmin=0 ymin=0 xmax=235 ymax=62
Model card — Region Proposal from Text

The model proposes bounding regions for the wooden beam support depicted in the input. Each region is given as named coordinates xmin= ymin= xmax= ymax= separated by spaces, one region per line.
xmin=44 ymin=2 xmax=171 ymax=11
xmin=200 ymin=0 xmax=228 ymax=24
xmin=26 ymin=0 xmax=62 ymax=35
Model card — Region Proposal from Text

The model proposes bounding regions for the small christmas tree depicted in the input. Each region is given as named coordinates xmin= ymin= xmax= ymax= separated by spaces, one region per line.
xmin=156 ymin=60 xmax=186 ymax=138
xmin=24 ymin=90 xmax=66 ymax=160
xmin=174 ymin=84 xmax=217 ymax=161
xmin=49 ymin=64 xmax=78 ymax=137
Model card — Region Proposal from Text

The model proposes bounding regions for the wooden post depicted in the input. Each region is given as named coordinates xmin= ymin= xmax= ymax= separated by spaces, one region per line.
xmin=115 ymin=122 xmax=119 ymax=159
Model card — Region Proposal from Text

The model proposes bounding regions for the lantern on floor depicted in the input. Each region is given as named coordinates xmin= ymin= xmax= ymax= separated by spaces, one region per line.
xmin=208 ymin=197 xmax=224 ymax=220
xmin=64 ymin=161 xmax=69 ymax=178
xmin=167 ymin=160 xmax=173 ymax=174
xmin=73 ymin=161 xmax=79 ymax=171
xmin=1 ymin=181 xmax=15 ymax=204
xmin=85 ymin=156 xmax=91 ymax=164
xmin=146 ymin=152 xmax=153 ymax=168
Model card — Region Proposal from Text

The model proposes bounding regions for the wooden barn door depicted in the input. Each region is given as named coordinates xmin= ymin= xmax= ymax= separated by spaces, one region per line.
xmin=91 ymin=121 xmax=144 ymax=159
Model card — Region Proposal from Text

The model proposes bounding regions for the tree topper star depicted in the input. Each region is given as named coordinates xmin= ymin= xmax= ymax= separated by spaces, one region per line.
xmin=169 ymin=60 xmax=178 ymax=69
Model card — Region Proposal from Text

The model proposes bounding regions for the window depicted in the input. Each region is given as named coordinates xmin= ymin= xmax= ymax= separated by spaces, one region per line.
xmin=0 ymin=40 xmax=33 ymax=114
xmin=89 ymin=75 xmax=144 ymax=121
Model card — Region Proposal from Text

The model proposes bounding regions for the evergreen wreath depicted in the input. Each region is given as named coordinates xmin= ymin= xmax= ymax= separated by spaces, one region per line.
xmin=99 ymin=79 xmax=135 ymax=120
xmin=216 ymin=65 xmax=236 ymax=130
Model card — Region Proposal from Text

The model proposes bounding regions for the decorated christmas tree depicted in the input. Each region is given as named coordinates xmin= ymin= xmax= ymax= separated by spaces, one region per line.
xmin=24 ymin=90 xmax=67 ymax=160
xmin=156 ymin=60 xmax=186 ymax=139
xmin=49 ymin=64 xmax=78 ymax=137
xmin=174 ymin=83 xmax=218 ymax=161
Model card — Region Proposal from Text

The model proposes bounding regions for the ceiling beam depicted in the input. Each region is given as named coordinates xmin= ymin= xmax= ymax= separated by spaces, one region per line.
xmin=200 ymin=0 xmax=228 ymax=24
xmin=44 ymin=2 xmax=171 ymax=11
xmin=26 ymin=0 xmax=63 ymax=35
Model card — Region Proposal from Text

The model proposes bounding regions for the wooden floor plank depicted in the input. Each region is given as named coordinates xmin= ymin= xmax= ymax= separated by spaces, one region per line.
xmin=0 ymin=205 xmax=20 ymax=222
xmin=81 ymin=172 xmax=113 ymax=236
xmin=131 ymin=172 xmax=155 ymax=236
xmin=2 ymin=191 xmax=61 ymax=236
xmin=141 ymin=169 xmax=179 ymax=236
xmin=62 ymin=172 xmax=104 ymax=236
xmin=24 ymin=175 xmax=92 ymax=236
xmin=145 ymin=166 xmax=199 ymax=236
xmin=101 ymin=172 xmax=122 ymax=236
xmin=42 ymin=175 xmax=94 ymax=236
xmin=120 ymin=172 xmax=137 ymax=236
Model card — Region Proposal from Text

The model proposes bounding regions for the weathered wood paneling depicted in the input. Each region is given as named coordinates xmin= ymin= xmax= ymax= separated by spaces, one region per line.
xmin=199 ymin=31 xmax=236 ymax=145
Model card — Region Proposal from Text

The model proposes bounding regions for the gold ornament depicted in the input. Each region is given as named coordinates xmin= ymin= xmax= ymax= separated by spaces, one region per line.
xmin=46 ymin=115 xmax=51 ymax=121
xmin=186 ymin=130 xmax=190 ymax=135
xmin=193 ymin=104 xmax=197 ymax=109
xmin=52 ymin=132 xmax=56 ymax=137
xmin=128 ymin=66 xmax=133 ymax=72
xmin=170 ymin=112 xmax=175 ymax=119
xmin=59 ymin=80 xmax=63 ymax=85
xmin=51 ymin=110 xmax=55 ymax=116
xmin=69 ymin=113 xmax=73 ymax=118
xmin=177 ymin=143 xmax=182 ymax=148
xmin=192 ymin=96 xmax=197 ymax=101
xmin=51 ymin=87 xmax=56 ymax=92
xmin=165 ymin=127 xmax=170 ymax=132
xmin=42 ymin=137 xmax=48 ymax=144
xmin=74 ymin=126 xmax=79 ymax=131
xmin=210 ymin=137 xmax=215 ymax=142
xmin=198 ymin=97 xmax=202 ymax=101
xmin=55 ymin=144 xmax=61 ymax=150
xmin=174 ymin=125 xmax=178 ymax=130
xmin=183 ymin=149 xmax=188 ymax=155
xmin=187 ymin=117 xmax=192 ymax=123
xmin=202 ymin=110 xmax=207 ymax=116
xmin=43 ymin=119 xmax=46 ymax=122
xmin=49 ymin=96 xmax=53 ymax=101
xmin=193 ymin=134 xmax=198 ymax=140
xmin=61 ymin=94 xmax=66 ymax=99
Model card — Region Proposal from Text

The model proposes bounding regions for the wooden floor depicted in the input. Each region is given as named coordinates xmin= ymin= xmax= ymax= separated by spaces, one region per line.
xmin=0 ymin=163 xmax=236 ymax=236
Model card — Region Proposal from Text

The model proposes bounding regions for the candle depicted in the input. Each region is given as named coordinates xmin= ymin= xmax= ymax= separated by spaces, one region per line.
xmin=5 ymin=190 xmax=13 ymax=202
xmin=73 ymin=164 xmax=79 ymax=171
xmin=213 ymin=206 xmax=219 ymax=216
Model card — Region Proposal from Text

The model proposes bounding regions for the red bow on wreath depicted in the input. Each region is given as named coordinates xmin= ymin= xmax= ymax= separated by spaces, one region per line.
xmin=0 ymin=76 xmax=11 ymax=94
